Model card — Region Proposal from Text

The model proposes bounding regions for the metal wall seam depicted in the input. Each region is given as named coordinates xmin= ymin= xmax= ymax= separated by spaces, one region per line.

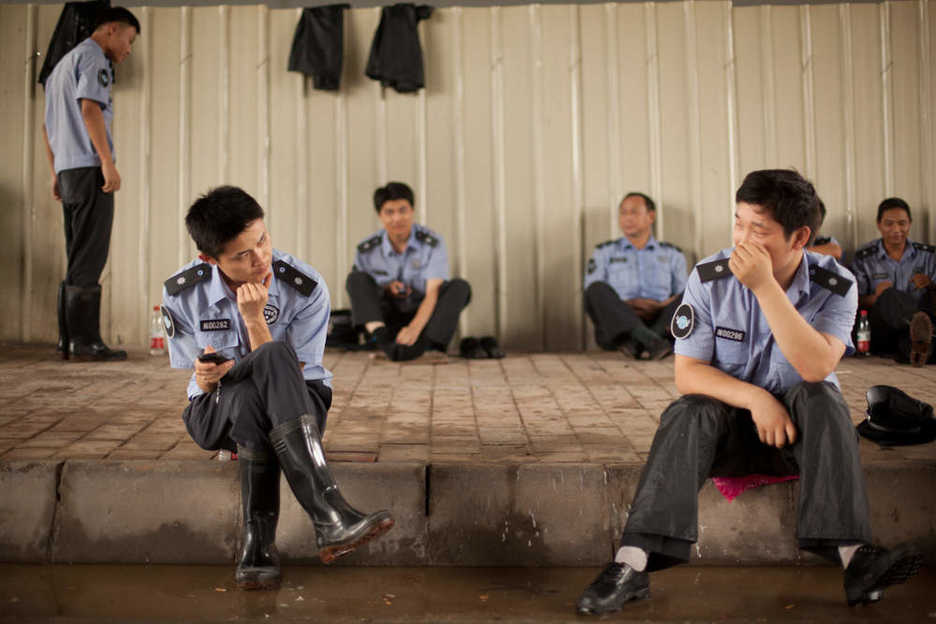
xmin=880 ymin=1 xmax=894 ymax=197
xmin=140 ymin=8 xmax=153 ymax=338
xmin=919 ymin=0 xmax=934 ymax=241
xmin=418 ymin=17 xmax=428 ymax=225
xmin=295 ymin=10 xmax=308 ymax=263
xmin=760 ymin=4 xmax=777 ymax=165
xmin=453 ymin=7 xmax=469 ymax=334
xmin=21 ymin=3 xmax=37 ymax=342
xmin=530 ymin=4 xmax=546 ymax=349
xmin=800 ymin=5 xmax=817 ymax=182
xmin=605 ymin=2 xmax=621 ymax=237
xmin=335 ymin=92 xmax=349 ymax=308
xmin=684 ymin=0 xmax=703 ymax=259
xmin=219 ymin=5 xmax=230 ymax=182
xmin=570 ymin=4 xmax=585 ymax=349
xmin=179 ymin=7 xmax=192 ymax=266
xmin=839 ymin=4 xmax=857 ymax=251
xmin=725 ymin=1 xmax=740 ymax=231
xmin=645 ymin=1 xmax=663 ymax=239
xmin=490 ymin=6 xmax=507 ymax=340
xmin=258 ymin=5 xmax=271 ymax=224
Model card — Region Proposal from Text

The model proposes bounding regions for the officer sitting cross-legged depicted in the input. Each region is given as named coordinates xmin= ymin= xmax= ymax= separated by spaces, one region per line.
xmin=851 ymin=197 xmax=936 ymax=366
xmin=162 ymin=186 xmax=393 ymax=590
xmin=576 ymin=170 xmax=921 ymax=615
xmin=584 ymin=192 xmax=687 ymax=360
xmin=347 ymin=182 xmax=471 ymax=361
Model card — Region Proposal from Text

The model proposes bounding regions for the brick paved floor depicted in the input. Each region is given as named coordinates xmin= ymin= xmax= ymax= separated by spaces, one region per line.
xmin=1 ymin=343 xmax=934 ymax=464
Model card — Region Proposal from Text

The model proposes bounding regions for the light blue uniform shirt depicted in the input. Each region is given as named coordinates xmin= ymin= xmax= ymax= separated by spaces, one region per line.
xmin=584 ymin=235 xmax=687 ymax=301
xmin=851 ymin=238 xmax=936 ymax=304
xmin=44 ymin=38 xmax=115 ymax=173
xmin=161 ymin=249 xmax=332 ymax=399
xmin=674 ymin=249 xmax=857 ymax=394
xmin=353 ymin=224 xmax=449 ymax=295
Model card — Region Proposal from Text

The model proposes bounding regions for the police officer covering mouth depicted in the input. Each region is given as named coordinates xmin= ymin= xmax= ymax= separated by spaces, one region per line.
xmin=347 ymin=182 xmax=471 ymax=361
xmin=576 ymin=170 xmax=921 ymax=616
xmin=161 ymin=186 xmax=393 ymax=590
xmin=584 ymin=192 xmax=687 ymax=360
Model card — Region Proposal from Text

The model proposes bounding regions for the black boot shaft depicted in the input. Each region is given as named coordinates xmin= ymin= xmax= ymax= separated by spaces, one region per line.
xmin=236 ymin=456 xmax=281 ymax=590
xmin=64 ymin=285 xmax=127 ymax=361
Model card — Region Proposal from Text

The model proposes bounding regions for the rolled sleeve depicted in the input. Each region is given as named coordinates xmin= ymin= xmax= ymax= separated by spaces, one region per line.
xmin=673 ymin=269 xmax=714 ymax=362
xmin=424 ymin=240 xmax=450 ymax=281
xmin=812 ymin=280 xmax=859 ymax=355
xmin=75 ymin=54 xmax=110 ymax=106
xmin=161 ymin=291 xmax=200 ymax=371
xmin=287 ymin=278 xmax=331 ymax=379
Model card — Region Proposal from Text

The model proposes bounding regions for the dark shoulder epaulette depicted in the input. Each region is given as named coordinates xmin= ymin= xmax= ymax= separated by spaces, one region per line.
xmin=414 ymin=229 xmax=440 ymax=247
xmin=164 ymin=263 xmax=211 ymax=296
xmin=854 ymin=245 xmax=878 ymax=260
xmin=596 ymin=239 xmax=615 ymax=250
xmin=659 ymin=241 xmax=683 ymax=253
xmin=912 ymin=242 xmax=936 ymax=254
xmin=696 ymin=259 xmax=731 ymax=283
xmin=273 ymin=260 xmax=317 ymax=297
xmin=809 ymin=265 xmax=852 ymax=297
xmin=357 ymin=235 xmax=381 ymax=254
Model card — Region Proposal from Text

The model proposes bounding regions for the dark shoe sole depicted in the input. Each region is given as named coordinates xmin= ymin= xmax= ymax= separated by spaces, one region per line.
xmin=319 ymin=515 xmax=395 ymax=564
xmin=235 ymin=568 xmax=281 ymax=591
xmin=68 ymin=353 xmax=128 ymax=362
xmin=909 ymin=312 xmax=932 ymax=367
xmin=576 ymin=586 xmax=650 ymax=615
xmin=846 ymin=551 xmax=923 ymax=606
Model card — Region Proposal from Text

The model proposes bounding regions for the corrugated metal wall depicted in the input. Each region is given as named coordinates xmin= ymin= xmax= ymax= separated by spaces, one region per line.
xmin=1 ymin=1 xmax=933 ymax=351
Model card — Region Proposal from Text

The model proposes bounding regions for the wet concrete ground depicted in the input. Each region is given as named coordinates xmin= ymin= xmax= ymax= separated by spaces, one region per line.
xmin=1 ymin=564 xmax=934 ymax=623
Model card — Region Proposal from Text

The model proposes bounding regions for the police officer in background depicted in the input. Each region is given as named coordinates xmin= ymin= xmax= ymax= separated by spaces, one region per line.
xmin=42 ymin=7 xmax=139 ymax=361
xmin=347 ymin=182 xmax=471 ymax=361
xmin=576 ymin=170 xmax=920 ymax=616
xmin=851 ymin=197 xmax=936 ymax=366
xmin=162 ymin=186 xmax=393 ymax=590
xmin=584 ymin=192 xmax=687 ymax=360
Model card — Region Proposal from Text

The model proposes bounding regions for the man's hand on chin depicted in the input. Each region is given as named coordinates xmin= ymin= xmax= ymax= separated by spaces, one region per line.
xmin=237 ymin=271 xmax=272 ymax=325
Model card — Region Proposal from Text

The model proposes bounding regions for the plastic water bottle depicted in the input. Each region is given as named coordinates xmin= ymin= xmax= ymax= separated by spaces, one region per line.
xmin=149 ymin=305 xmax=166 ymax=356
xmin=856 ymin=310 xmax=871 ymax=356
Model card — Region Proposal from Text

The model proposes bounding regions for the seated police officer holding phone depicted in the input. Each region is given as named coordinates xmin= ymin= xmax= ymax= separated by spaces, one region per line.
xmin=161 ymin=186 xmax=393 ymax=590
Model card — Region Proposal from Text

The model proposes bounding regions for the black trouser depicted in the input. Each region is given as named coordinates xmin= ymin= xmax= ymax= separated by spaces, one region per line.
xmin=58 ymin=166 xmax=114 ymax=287
xmin=182 ymin=342 xmax=332 ymax=454
xmin=584 ymin=281 xmax=682 ymax=350
xmin=869 ymin=287 xmax=936 ymax=363
xmin=620 ymin=382 xmax=872 ymax=571
xmin=345 ymin=271 xmax=471 ymax=349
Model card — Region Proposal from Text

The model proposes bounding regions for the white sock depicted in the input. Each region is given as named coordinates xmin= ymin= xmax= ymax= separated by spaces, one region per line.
xmin=839 ymin=544 xmax=862 ymax=569
xmin=614 ymin=546 xmax=648 ymax=572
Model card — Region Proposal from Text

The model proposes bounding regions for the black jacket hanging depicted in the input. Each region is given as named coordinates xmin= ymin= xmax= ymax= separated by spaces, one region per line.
xmin=39 ymin=0 xmax=110 ymax=87
xmin=287 ymin=4 xmax=350 ymax=91
xmin=365 ymin=4 xmax=433 ymax=94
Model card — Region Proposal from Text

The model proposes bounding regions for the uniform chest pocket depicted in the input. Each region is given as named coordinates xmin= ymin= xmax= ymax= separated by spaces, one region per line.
xmin=195 ymin=323 xmax=240 ymax=357
xmin=713 ymin=335 xmax=748 ymax=365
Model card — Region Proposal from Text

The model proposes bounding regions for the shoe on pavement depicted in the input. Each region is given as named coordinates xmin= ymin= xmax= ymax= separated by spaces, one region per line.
xmin=843 ymin=543 xmax=922 ymax=606
xmin=576 ymin=562 xmax=649 ymax=615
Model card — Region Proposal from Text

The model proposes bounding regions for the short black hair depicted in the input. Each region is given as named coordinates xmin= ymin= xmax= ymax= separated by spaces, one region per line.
xmin=876 ymin=197 xmax=911 ymax=223
xmin=95 ymin=7 xmax=141 ymax=34
xmin=735 ymin=169 xmax=820 ymax=245
xmin=374 ymin=182 xmax=414 ymax=214
xmin=186 ymin=186 xmax=264 ymax=258
xmin=622 ymin=192 xmax=656 ymax=213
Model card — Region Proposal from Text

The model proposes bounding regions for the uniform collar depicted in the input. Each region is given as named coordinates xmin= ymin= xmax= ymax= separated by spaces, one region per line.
xmin=205 ymin=250 xmax=284 ymax=307
xmin=875 ymin=237 xmax=916 ymax=262
xmin=790 ymin=251 xmax=812 ymax=302
xmin=381 ymin=227 xmax=417 ymax=256
xmin=621 ymin=234 xmax=657 ymax=251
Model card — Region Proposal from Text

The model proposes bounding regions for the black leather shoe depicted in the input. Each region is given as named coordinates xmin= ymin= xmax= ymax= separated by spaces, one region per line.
xmin=843 ymin=544 xmax=922 ymax=606
xmin=65 ymin=285 xmax=127 ymax=361
xmin=235 ymin=454 xmax=281 ymax=590
xmin=270 ymin=414 xmax=394 ymax=564
xmin=577 ymin=562 xmax=649 ymax=615
xmin=619 ymin=338 xmax=642 ymax=360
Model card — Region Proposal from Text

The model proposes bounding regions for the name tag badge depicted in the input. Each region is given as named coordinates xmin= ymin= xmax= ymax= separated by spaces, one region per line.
xmin=715 ymin=326 xmax=745 ymax=342
xmin=200 ymin=319 xmax=231 ymax=332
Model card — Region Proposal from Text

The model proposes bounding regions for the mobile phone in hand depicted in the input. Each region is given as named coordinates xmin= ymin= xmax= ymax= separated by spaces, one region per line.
xmin=197 ymin=352 xmax=232 ymax=365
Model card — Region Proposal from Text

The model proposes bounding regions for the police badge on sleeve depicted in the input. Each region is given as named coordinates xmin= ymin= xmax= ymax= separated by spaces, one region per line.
xmin=671 ymin=303 xmax=694 ymax=339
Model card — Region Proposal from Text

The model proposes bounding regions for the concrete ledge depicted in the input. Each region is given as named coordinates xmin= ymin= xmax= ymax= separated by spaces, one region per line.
xmin=1 ymin=459 xmax=934 ymax=565
xmin=0 ymin=461 xmax=60 ymax=562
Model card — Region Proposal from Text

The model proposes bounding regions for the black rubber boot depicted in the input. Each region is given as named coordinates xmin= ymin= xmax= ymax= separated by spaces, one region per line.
xmin=57 ymin=281 xmax=69 ymax=360
xmin=235 ymin=451 xmax=281 ymax=590
xmin=65 ymin=285 xmax=127 ymax=361
xmin=269 ymin=414 xmax=394 ymax=563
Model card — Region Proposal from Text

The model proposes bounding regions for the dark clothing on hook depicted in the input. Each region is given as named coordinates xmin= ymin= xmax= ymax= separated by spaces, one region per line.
xmin=287 ymin=4 xmax=350 ymax=91
xmin=39 ymin=0 xmax=110 ymax=87
xmin=365 ymin=3 xmax=433 ymax=93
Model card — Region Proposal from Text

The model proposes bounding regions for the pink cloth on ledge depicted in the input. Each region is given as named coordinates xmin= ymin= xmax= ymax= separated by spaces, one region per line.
xmin=712 ymin=474 xmax=799 ymax=502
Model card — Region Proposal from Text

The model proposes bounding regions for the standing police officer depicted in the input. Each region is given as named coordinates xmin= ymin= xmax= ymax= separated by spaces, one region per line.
xmin=347 ymin=182 xmax=471 ymax=361
xmin=576 ymin=170 xmax=920 ymax=615
xmin=584 ymin=192 xmax=687 ymax=359
xmin=851 ymin=197 xmax=936 ymax=366
xmin=162 ymin=186 xmax=393 ymax=590
xmin=42 ymin=7 xmax=139 ymax=361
